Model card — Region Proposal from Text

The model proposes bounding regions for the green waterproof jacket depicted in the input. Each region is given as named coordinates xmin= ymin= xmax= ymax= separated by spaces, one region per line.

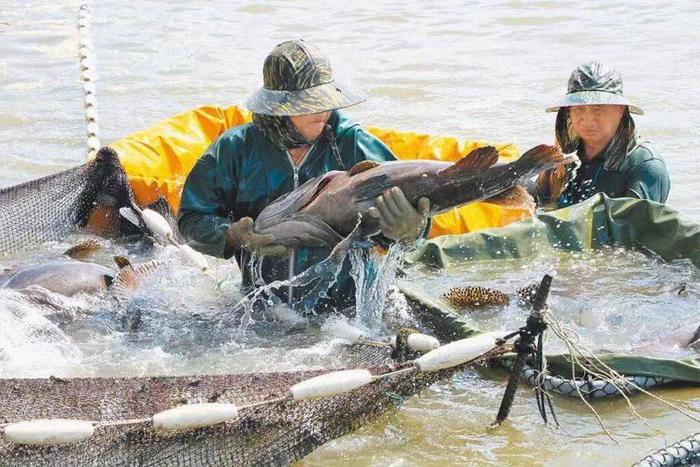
xmin=536 ymin=136 xmax=670 ymax=208
xmin=177 ymin=110 xmax=397 ymax=310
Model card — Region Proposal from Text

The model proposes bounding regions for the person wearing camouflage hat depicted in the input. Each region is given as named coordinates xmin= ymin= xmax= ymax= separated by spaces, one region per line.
xmin=178 ymin=39 xmax=430 ymax=311
xmin=536 ymin=61 xmax=669 ymax=208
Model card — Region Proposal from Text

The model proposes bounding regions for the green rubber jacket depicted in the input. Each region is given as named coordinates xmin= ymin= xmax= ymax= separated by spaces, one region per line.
xmin=536 ymin=137 xmax=670 ymax=208
xmin=177 ymin=110 xmax=397 ymax=310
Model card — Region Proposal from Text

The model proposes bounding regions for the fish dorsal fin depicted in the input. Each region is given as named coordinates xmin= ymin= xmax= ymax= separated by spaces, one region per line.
xmin=348 ymin=160 xmax=381 ymax=176
xmin=439 ymin=146 xmax=499 ymax=178
xmin=110 ymin=259 xmax=163 ymax=304
xmin=113 ymin=256 xmax=132 ymax=269
xmin=63 ymin=240 xmax=101 ymax=259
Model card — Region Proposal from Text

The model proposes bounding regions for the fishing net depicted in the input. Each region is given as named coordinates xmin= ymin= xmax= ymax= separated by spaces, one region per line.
xmin=634 ymin=432 xmax=700 ymax=466
xmin=0 ymin=148 xmax=134 ymax=256
xmin=0 ymin=346 xmax=502 ymax=466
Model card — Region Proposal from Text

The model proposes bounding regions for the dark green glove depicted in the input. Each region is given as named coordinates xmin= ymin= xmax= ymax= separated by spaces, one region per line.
xmin=226 ymin=217 xmax=292 ymax=256
xmin=368 ymin=187 xmax=430 ymax=242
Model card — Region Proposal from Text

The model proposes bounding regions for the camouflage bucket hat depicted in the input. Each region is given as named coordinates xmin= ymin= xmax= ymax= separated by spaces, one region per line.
xmin=246 ymin=40 xmax=367 ymax=116
xmin=546 ymin=61 xmax=644 ymax=115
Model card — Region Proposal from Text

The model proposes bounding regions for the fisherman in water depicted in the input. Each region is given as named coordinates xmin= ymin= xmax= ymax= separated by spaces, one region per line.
xmin=536 ymin=61 xmax=670 ymax=208
xmin=178 ymin=40 xmax=430 ymax=311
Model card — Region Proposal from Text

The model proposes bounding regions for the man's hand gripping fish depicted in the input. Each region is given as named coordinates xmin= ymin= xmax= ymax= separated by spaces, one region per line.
xmin=254 ymin=144 xmax=575 ymax=259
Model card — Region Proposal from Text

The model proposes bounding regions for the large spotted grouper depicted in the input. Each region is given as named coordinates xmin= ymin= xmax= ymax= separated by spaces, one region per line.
xmin=254 ymin=144 xmax=574 ymax=249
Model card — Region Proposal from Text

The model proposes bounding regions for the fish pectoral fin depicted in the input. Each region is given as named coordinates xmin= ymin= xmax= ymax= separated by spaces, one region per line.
xmin=287 ymin=214 xmax=344 ymax=247
xmin=110 ymin=259 xmax=163 ymax=304
xmin=438 ymin=146 xmax=499 ymax=179
xmin=257 ymin=215 xmax=344 ymax=249
xmin=348 ymin=160 xmax=381 ymax=176
xmin=112 ymin=255 xmax=132 ymax=269
xmin=63 ymin=239 xmax=101 ymax=259
xmin=483 ymin=185 xmax=535 ymax=211
xmin=351 ymin=174 xmax=392 ymax=202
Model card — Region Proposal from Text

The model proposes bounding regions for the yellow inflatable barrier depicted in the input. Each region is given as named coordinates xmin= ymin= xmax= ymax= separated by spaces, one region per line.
xmin=111 ymin=105 xmax=532 ymax=238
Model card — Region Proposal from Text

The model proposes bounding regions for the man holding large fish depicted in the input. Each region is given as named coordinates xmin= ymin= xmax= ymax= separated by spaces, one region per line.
xmin=178 ymin=40 xmax=571 ymax=311
xmin=177 ymin=40 xmax=432 ymax=310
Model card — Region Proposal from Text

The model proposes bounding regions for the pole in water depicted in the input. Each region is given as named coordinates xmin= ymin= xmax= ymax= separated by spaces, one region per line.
xmin=493 ymin=274 xmax=552 ymax=426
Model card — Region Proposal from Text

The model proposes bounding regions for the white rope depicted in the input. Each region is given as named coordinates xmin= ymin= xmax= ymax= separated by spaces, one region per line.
xmin=77 ymin=3 xmax=100 ymax=157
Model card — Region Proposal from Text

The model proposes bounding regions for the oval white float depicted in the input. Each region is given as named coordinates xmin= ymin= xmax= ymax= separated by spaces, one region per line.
xmin=177 ymin=244 xmax=210 ymax=271
xmin=4 ymin=419 xmax=94 ymax=445
xmin=141 ymin=209 xmax=174 ymax=239
xmin=152 ymin=403 xmax=238 ymax=431
xmin=291 ymin=369 xmax=373 ymax=400
xmin=415 ymin=333 xmax=497 ymax=372
xmin=406 ymin=333 xmax=440 ymax=352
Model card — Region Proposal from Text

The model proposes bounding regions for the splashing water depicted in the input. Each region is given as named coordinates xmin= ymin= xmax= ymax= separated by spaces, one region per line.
xmin=230 ymin=250 xmax=348 ymax=337
xmin=0 ymin=289 xmax=82 ymax=377
xmin=350 ymin=243 xmax=407 ymax=331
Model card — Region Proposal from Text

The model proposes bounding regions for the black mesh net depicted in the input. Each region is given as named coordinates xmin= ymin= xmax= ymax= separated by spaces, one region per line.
xmin=0 ymin=147 xmax=134 ymax=256
xmin=0 ymin=346 xmax=499 ymax=466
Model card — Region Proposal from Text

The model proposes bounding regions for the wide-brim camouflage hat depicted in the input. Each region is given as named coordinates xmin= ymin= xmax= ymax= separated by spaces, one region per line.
xmin=546 ymin=61 xmax=643 ymax=115
xmin=247 ymin=40 xmax=367 ymax=116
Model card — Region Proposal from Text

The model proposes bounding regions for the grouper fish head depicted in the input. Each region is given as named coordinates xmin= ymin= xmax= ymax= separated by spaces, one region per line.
xmin=254 ymin=144 xmax=574 ymax=250
xmin=74 ymin=147 xmax=138 ymax=238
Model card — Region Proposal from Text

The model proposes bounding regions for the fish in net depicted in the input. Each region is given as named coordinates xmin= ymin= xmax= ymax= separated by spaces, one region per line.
xmin=0 ymin=147 xmax=137 ymax=256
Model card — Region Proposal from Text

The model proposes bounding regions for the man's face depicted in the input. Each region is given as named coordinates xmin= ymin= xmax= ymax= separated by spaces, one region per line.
xmin=289 ymin=111 xmax=331 ymax=141
xmin=569 ymin=104 xmax=625 ymax=149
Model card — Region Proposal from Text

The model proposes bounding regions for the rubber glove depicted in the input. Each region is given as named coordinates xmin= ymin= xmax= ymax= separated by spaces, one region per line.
xmin=368 ymin=187 xmax=430 ymax=242
xmin=226 ymin=217 xmax=291 ymax=256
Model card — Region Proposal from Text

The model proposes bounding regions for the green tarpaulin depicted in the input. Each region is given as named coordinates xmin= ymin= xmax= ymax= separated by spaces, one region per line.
xmin=406 ymin=194 xmax=700 ymax=269
xmin=399 ymin=195 xmax=700 ymax=384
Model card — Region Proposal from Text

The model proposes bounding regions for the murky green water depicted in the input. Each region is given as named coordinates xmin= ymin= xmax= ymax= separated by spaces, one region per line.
xmin=2 ymin=1 xmax=700 ymax=465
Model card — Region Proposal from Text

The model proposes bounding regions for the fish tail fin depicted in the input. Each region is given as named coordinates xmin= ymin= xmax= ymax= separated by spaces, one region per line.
xmin=483 ymin=185 xmax=535 ymax=211
xmin=110 ymin=259 xmax=163 ymax=304
xmin=441 ymin=286 xmax=510 ymax=309
xmin=514 ymin=144 xmax=576 ymax=175
xmin=63 ymin=239 xmax=101 ymax=259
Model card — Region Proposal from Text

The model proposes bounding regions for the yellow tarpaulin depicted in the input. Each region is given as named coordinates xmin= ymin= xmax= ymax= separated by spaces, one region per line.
xmin=111 ymin=105 xmax=532 ymax=237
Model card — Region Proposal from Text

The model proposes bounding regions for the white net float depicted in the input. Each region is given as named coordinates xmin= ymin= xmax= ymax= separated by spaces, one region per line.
xmin=177 ymin=244 xmax=210 ymax=271
xmin=415 ymin=333 xmax=497 ymax=372
xmin=291 ymin=369 xmax=373 ymax=400
xmin=152 ymin=403 xmax=239 ymax=431
xmin=141 ymin=208 xmax=174 ymax=239
xmin=406 ymin=333 xmax=440 ymax=352
xmin=3 ymin=419 xmax=94 ymax=445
